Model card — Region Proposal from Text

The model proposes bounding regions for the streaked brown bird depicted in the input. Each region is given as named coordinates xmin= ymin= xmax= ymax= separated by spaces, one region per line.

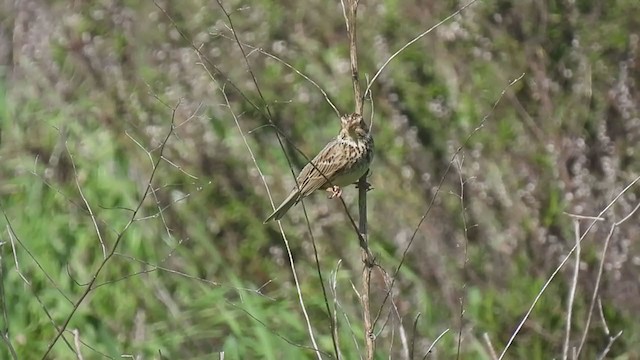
xmin=264 ymin=113 xmax=374 ymax=223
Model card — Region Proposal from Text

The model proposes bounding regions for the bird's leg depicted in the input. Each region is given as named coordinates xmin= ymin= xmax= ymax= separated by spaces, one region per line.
xmin=326 ymin=185 xmax=343 ymax=199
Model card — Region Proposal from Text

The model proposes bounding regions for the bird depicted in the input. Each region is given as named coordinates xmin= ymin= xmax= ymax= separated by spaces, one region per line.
xmin=264 ymin=113 xmax=374 ymax=223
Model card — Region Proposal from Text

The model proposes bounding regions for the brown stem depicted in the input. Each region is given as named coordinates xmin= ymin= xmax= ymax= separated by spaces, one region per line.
xmin=359 ymin=174 xmax=375 ymax=360
xmin=348 ymin=0 xmax=363 ymax=115
xmin=346 ymin=0 xmax=374 ymax=357
xmin=343 ymin=0 xmax=375 ymax=360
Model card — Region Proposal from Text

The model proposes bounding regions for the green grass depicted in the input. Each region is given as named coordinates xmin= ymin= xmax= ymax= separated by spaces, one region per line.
xmin=1 ymin=0 xmax=640 ymax=358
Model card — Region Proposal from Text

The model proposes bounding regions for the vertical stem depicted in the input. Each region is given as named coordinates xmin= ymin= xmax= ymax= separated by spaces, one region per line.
xmin=348 ymin=0 xmax=363 ymax=115
xmin=347 ymin=0 xmax=374 ymax=357
xmin=359 ymin=174 xmax=374 ymax=360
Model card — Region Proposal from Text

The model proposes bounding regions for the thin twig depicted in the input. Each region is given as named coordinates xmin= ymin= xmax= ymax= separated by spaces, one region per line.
xmin=180 ymin=0 xmax=332 ymax=354
xmin=365 ymin=0 xmax=480 ymax=96
xmin=3 ymin=214 xmax=73 ymax=304
xmin=218 ymin=84 xmax=324 ymax=357
xmin=66 ymin=144 xmax=107 ymax=259
xmin=330 ymin=261 xmax=344 ymax=360
xmin=562 ymin=219 xmax=581 ymax=360
xmin=0 ymin=240 xmax=18 ymax=360
xmin=409 ymin=313 xmax=422 ymax=360
xmin=596 ymin=330 xmax=622 ymax=360
xmin=395 ymin=309 xmax=409 ymax=360
xmin=454 ymin=156 xmax=472 ymax=360
xmin=212 ymin=32 xmax=340 ymax=118
xmin=482 ymin=333 xmax=498 ymax=360
xmin=422 ymin=328 xmax=450 ymax=359
xmin=3 ymin=216 xmax=77 ymax=355
xmin=41 ymin=102 xmax=179 ymax=359
xmin=575 ymin=200 xmax=640 ymax=356
xmin=374 ymin=74 xmax=525 ymax=331
xmin=562 ymin=218 xmax=580 ymax=360
xmin=596 ymin=297 xmax=610 ymax=336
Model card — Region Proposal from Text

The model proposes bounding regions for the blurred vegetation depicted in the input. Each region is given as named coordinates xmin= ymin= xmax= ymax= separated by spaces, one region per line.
xmin=1 ymin=0 xmax=639 ymax=358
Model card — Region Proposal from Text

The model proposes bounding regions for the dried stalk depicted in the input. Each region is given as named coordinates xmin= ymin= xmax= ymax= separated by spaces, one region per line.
xmin=344 ymin=0 xmax=375 ymax=358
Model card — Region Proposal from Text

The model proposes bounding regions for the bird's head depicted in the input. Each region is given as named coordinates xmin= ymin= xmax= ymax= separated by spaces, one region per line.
xmin=340 ymin=113 xmax=369 ymax=140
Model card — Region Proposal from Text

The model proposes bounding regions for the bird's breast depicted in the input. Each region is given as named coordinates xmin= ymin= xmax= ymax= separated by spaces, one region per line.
xmin=329 ymin=137 xmax=373 ymax=187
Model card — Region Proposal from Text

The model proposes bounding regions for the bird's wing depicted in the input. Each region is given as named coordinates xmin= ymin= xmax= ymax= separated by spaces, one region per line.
xmin=294 ymin=140 xmax=347 ymax=197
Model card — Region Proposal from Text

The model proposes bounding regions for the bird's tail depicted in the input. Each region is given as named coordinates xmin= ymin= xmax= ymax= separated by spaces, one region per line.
xmin=264 ymin=191 xmax=300 ymax=223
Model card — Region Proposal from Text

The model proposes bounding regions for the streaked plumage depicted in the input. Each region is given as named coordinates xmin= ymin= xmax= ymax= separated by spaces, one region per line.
xmin=264 ymin=113 xmax=374 ymax=223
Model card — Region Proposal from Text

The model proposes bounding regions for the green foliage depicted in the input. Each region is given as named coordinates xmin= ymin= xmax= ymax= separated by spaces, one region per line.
xmin=1 ymin=0 xmax=639 ymax=358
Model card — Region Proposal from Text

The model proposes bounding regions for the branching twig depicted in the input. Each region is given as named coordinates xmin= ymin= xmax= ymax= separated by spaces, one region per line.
xmin=3 ymin=217 xmax=77 ymax=355
xmin=575 ymin=200 xmax=640 ymax=357
xmin=219 ymin=87 xmax=324 ymax=358
xmin=166 ymin=0 xmax=333 ymax=354
xmin=596 ymin=330 xmax=622 ymax=360
xmin=41 ymin=102 xmax=178 ymax=359
xmin=499 ymin=176 xmax=640 ymax=359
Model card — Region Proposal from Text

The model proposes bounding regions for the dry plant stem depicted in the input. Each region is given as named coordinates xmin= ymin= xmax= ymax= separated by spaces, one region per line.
xmin=423 ymin=328 xmax=450 ymax=359
xmin=302 ymin=200 xmax=342 ymax=359
xmin=482 ymin=333 xmax=498 ymax=360
xmin=330 ymin=262 xmax=343 ymax=360
xmin=576 ymin=200 xmax=640 ymax=356
xmin=596 ymin=331 xmax=623 ymax=360
xmin=41 ymin=104 xmax=178 ymax=359
xmin=498 ymin=175 xmax=640 ymax=359
xmin=394 ymin=308 xmax=410 ymax=359
xmin=358 ymin=173 xmax=374 ymax=359
xmin=455 ymin=157 xmax=471 ymax=360
xmin=562 ymin=220 xmax=582 ymax=360
xmin=361 ymin=260 xmax=375 ymax=360
xmin=347 ymin=0 xmax=363 ymax=115
xmin=345 ymin=0 xmax=375 ymax=357
xmin=584 ymin=264 xmax=613 ymax=350
xmin=409 ymin=313 xmax=422 ymax=360
xmin=368 ymin=257 xmax=406 ymax=351
xmin=72 ymin=329 xmax=84 ymax=360
xmin=597 ymin=297 xmax=610 ymax=335
xmin=68 ymin=144 xmax=107 ymax=260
